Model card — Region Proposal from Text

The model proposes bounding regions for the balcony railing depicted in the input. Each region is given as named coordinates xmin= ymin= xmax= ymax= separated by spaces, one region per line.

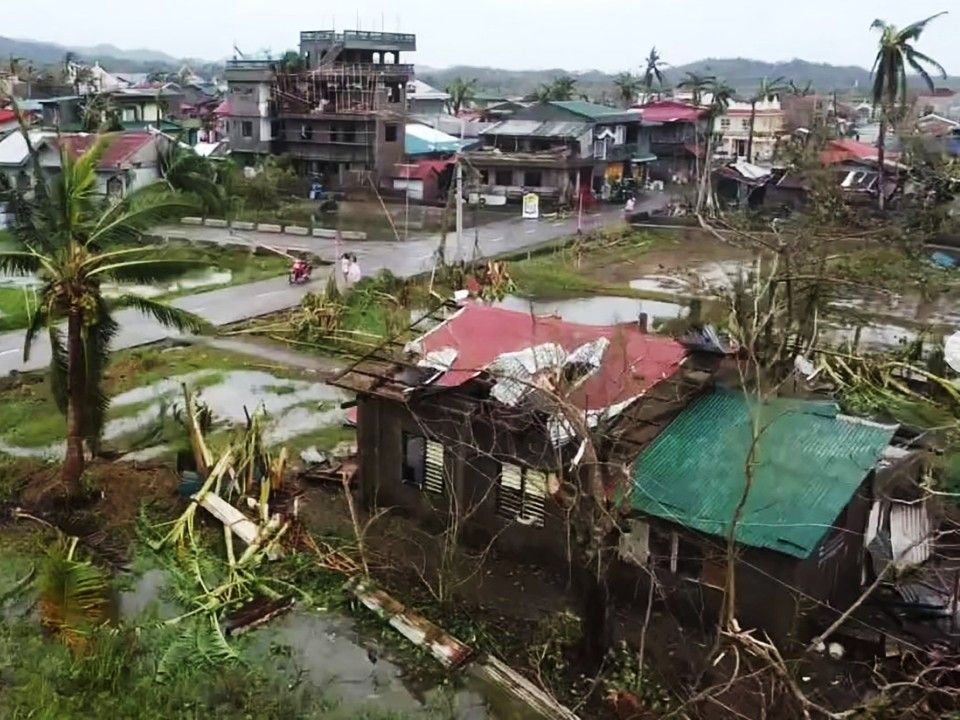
xmin=300 ymin=30 xmax=416 ymax=49
xmin=225 ymin=59 xmax=275 ymax=70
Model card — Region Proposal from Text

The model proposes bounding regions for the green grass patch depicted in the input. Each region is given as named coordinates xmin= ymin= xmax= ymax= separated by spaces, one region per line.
xmin=0 ymin=286 xmax=34 ymax=332
xmin=284 ymin=425 xmax=356 ymax=454
xmin=510 ymin=235 xmax=686 ymax=302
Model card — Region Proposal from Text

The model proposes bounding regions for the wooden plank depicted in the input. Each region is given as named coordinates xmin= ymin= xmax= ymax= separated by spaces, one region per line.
xmin=353 ymin=581 xmax=473 ymax=669
xmin=198 ymin=492 xmax=260 ymax=545
xmin=475 ymin=656 xmax=581 ymax=720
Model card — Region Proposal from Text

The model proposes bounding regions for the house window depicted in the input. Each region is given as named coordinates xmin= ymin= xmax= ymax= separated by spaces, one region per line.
xmin=494 ymin=169 xmax=513 ymax=186
xmin=300 ymin=124 xmax=313 ymax=140
xmin=523 ymin=170 xmax=543 ymax=187
xmin=401 ymin=433 xmax=444 ymax=494
xmin=344 ymin=126 xmax=357 ymax=144
xmin=497 ymin=463 xmax=548 ymax=527
xmin=241 ymin=120 xmax=253 ymax=138
xmin=330 ymin=125 xmax=339 ymax=142
xmin=385 ymin=124 xmax=398 ymax=142
xmin=479 ymin=169 xmax=489 ymax=184
xmin=719 ymin=118 xmax=731 ymax=131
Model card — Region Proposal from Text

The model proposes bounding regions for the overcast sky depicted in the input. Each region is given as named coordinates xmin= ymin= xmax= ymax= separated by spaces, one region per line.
xmin=4 ymin=0 xmax=957 ymax=73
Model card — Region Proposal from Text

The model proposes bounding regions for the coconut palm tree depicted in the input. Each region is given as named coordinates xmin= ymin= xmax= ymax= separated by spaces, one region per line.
xmin=159 ymin=138 xmax=225 ymax=215
xmin=642 ymin=47 xmax=667 ymax=99
xmin=613 ymin=72 xmax=641 ymax=108
xmin=697 ymin=79 xmax=736 ymax=213
xmin=677 ymin=71 xmax=715 ymax=107
xmin=747 ymin=76 xmax=788 ymax=163
xmin=870 ymin=12 xmax=948 ymax=210
xmin=0 ymin=128 xmax=208 ymax=494
xmin=445 ymin=77 xmax=478 ymax=115
xmin=788 ymin=80 xmax=814 ymax=97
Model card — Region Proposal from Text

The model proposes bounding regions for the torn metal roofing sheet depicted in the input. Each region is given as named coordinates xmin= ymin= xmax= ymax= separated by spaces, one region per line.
xmin=410 ymin=303 xmax=687 ymax=413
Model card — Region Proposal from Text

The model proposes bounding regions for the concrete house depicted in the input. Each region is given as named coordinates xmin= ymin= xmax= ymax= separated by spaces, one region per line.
xmin=714 ymin=97 xmax=786 ymax=164
xmin=39 ymin=132 xmax=163 ymax=198
xmin=224 ymin=29 xmax=416 ymax=188
xmin=464 ymin=100 xmax=657 ymax=204
xmin=632 ymin=100 xmax=709 ymax=184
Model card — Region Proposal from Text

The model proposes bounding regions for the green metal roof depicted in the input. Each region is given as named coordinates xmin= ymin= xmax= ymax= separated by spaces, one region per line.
xmin=631 ymin=389 xmax=897 ymax=559
xmin=549 ymin=100 xmax=621 ymax=120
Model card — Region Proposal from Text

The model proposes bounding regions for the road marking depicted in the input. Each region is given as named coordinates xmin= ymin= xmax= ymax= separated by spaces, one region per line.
xmin=191 ymin=306 xmax=207 ymax=312
xmin=490 ymin=236 xmax=503 ymax=243
xmin=525 ymin=229 xmax=536 ymax=234
xmin=0 ymin=348 xmax=18 ymax=356
xmin=256 ymin=290 xmax=285 ymax=298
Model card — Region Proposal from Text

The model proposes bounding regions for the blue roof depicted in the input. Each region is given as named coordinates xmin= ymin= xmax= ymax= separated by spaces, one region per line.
xmin=405 ymin=123 xmax=475 ymax=157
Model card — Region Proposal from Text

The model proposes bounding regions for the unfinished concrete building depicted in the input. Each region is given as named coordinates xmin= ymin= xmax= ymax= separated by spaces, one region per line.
xmin=224 ymin=30 xmax=416 ymax=188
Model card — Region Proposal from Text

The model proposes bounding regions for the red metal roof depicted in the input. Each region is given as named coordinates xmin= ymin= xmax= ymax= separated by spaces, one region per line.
xmin=398 ymin=159 xmax=455 ymax=180
xmin=417 ymin=304 xmax=688 ymax=411
xmin=213 ymin=99 xmax=233 ymax=116
xmin=55 ymin=133 xmax=156 ymax=169
xmin=634 ymin=100 xmax=706 ymax=124
xmin=0 ymin=109 xmax=17 ymax=124
xmin=821 ymin=139 xmax=901 ymax=169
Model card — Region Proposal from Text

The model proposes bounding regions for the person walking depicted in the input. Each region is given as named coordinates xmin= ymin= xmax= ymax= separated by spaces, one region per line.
xmin=340 ymin=252 xmax=351 ymax=287
xmin=347 ymin=253 xmax=362 ymax=286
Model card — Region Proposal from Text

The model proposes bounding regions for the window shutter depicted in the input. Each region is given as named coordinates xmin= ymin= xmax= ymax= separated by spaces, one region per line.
xmin=521 ymin=470 xmax=547 ymax=527
xmin=423 ymin=440 xmax=445 ymax=494
xmin=498 ymin=463 xmax=524 ymax=520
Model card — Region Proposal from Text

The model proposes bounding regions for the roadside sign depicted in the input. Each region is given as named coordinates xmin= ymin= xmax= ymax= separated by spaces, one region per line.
xmin=522 ymin=193 xmax=540 ymax=220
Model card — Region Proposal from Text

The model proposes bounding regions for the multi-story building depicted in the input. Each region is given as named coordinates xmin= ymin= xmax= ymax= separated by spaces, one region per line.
xmin=714 ymin=97 xmax=786 ymax=164
xmin=224 ymin=30 xmax=416 ymax=188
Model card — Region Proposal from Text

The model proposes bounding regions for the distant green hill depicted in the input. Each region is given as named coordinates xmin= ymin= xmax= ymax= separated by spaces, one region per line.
xmin=419 ymin=58 xmax=960 ymax=101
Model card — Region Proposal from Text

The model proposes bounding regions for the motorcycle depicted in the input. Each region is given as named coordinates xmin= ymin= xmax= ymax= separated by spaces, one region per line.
xmin=288 ymin=260 xmax=313 ymax=285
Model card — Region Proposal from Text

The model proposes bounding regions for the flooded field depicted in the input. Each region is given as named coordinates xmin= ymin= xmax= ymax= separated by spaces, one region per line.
xmin=0 ymin=368 xmax=347 ymax=459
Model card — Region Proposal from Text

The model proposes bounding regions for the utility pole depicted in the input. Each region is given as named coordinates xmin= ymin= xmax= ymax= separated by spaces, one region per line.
xmin=455 ymin=158 xmax=464 ymax=260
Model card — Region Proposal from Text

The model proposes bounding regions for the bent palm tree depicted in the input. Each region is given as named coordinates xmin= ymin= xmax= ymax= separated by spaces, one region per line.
xmin=870 ymin=12 xmax=948 ymax=210
xmin=642 ymin=47 xmax=667 ymax=99
xmin=677 ymin=71 xmax=715 ymax=107
xmin=1 ymin=130 xmax=209 ymax=493
xmin=747 ymin=76 xmax=788 ymax=163
xmin=697 ymin=79 xmax=735 ymax=214
xmin=159 ymin=138 xmax=225 ymax=215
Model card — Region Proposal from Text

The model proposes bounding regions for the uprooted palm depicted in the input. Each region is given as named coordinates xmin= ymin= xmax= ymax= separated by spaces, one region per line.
xmin=1 ymin=130 xmax=210 ymax=493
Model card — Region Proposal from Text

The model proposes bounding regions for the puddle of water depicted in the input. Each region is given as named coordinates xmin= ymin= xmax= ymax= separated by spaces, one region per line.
xmin=495 ymin=295 xmax=687 ymax=326
xmin=0 ymin=370 xmax=347 ymax=459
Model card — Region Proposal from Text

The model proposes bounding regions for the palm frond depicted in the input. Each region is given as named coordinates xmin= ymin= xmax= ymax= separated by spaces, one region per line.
xmin=907 ymin=49 xmax=948 ymax=81
xmin=81 ymin=298 xmax=118 ymax=447
xmin=88 ymin=189 xmax=193 ymax=247
xmin=110 ymin=294 xmax=210 ymax=335
xmin=23 ymin=301 xmax=50 ymax=362
xmin=38 ymin=537 xmax=109 ymax=648
xmin=900 ymin=11 xmax=948 ymax=41
xmin=49 ymin=326 xmax=68 ymax=415
xmin=0 ymin=251 xmax=43 ymax=276
xmin=90 ymin=257 xmax=207 ymax=284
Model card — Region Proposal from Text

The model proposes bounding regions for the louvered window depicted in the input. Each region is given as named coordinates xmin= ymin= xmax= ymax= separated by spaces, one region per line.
xmin=423 ymin=440 xmax=445 ymax=495
xmin=497 ymin=463 xmax=548 ymax=527
xmin=401 ymin=433 xmax=444 ymax=494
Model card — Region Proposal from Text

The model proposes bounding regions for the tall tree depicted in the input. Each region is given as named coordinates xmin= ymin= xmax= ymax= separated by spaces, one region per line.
xmin=642 ymin=47 xmax=667 ymax=99
xmin=870 ymin=12 xmax=948 ymax=210
xmin=788 ymin=79 xmax=814 ymax=97
xmin=0 ymin=125 xmax=208 ymax=493
xmin=445 ymin=77 xmax=478 ymax=115
xmin=536 ymin=75 xmax=578 ymax=102
xmin=677 ymin=71 xmax=715 ymax=107
xmin=697 ymin=79 xmax=735 ymax=213
xmin=613 ymin=72 xmax=641 ymax=108
xmin=747 ymin=76 xmax=788 ymax=163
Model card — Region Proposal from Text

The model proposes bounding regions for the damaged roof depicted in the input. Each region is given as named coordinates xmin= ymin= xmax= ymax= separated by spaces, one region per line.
xmin=631 ymin=389 xmax=897 ymax=559
xmin=481 ymin=119 xmax=591 ymax=138
xmin=409 ymin=303 xmax=687 ymax=412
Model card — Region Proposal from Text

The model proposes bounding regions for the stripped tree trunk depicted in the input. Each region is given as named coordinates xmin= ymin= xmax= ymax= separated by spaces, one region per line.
xmin=746 ymin=100 xmax=757 ymax=163
xmin=62 ymin=310 xmax=86 ymax=493
xmin=877 ymin=113 xmax=887 ymax=212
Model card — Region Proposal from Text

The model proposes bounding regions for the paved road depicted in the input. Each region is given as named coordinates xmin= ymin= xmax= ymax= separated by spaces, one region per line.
xmin=0 ymin=195 xmax=666 ymax=375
